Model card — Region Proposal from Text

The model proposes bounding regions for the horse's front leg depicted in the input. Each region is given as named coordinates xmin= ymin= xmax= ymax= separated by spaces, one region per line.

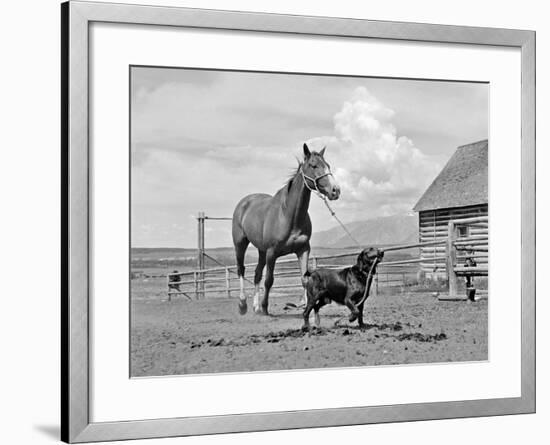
xmin=253 ymin=251 xmax=266 ymax=312
xmin=259 ymin=250 xmax=277 ymax=315
xmin=296 ymin=246 xmax=310 ymax=307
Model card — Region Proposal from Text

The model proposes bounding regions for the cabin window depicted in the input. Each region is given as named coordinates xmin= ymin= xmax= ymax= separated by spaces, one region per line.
xmin=457 ymin=225 xmax=469 ymax=238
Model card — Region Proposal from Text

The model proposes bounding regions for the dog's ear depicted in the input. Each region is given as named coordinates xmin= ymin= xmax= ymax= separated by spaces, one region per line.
xmin=356 ymin=251 xmax=365 ymax=270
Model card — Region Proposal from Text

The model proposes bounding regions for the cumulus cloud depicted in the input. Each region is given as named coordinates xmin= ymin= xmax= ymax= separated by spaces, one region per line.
xmin=307 ymin=87 xmax=440 ymax=220
xmin=130 ymin=69 xmax=486 ymax=247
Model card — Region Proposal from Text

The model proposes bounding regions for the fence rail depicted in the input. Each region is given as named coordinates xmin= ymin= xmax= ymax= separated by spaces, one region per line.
xmin=167 ymin=240 xmax=446 ymax=300
xmin=165 ymin=215 xmax=488 ymax=301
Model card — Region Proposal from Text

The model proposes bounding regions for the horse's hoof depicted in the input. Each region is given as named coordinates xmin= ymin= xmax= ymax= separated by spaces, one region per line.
xmin=255 ymin=307 xmax=269 ymax=316
xmin=238 ymin=301 xmax=247 ymax=315
xmin=301 ymin=325 xmax=310 ymax=332
xmin=349 ymin=313 xmax=358 ymax=322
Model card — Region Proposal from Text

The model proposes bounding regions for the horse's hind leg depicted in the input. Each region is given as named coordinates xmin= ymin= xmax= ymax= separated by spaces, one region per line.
xmin=253 ymin=250 xmax=266 ymax=312
xmin=233 ymin=236 xmax=249 ymax=315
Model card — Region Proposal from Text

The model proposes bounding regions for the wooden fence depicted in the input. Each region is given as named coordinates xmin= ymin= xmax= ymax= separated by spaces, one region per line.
xmin=167 ymin=216 xmax=488 ymax=301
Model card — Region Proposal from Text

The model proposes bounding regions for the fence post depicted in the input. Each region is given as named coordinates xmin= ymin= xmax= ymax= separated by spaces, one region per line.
xmin=225 ymin=267 xmax=230 ymax=298
xmin=167 ymin=274 xmax=171 ymax=302
xmin=445 ymin=220 xmax=458 ymax=299
xmin=193 ymin=271 xmax=198 ymax=300
xmin=312 ymin=256 xmax=318 ymax=271
xmin=197 ymin=212 xmax=205 ymax=298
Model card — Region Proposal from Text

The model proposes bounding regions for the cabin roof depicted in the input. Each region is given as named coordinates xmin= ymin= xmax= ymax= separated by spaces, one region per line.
xmin=413 ymin=140 xmax=488 ymax=212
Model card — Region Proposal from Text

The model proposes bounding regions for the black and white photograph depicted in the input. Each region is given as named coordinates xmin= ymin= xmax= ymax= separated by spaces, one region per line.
xmin=130 ymin=67 xmax=489 ymax=377
xmin=2 ymin=0 xmax=541 ymax=443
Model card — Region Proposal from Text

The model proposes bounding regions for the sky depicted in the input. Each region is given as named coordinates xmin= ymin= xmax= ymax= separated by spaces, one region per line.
xmin=131 ymin=67 xmax=488 ymax=248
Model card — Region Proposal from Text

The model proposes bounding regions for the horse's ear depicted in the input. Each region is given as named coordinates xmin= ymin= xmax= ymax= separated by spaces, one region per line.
xmin=303 ymin=143 xmax=311 ymax=159
xmin=319 ymin=146 xmax=326 ymax=157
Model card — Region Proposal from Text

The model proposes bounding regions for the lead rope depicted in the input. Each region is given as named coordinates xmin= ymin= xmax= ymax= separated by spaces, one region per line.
xmin=301 ymin=168 xmax=363 ymax=249
xmin=319 ymin=194 xmax=362 ymax=249
xmin=309 ymin=174 xmax=380 ymax=308
xmin=356 ymin=257 xmax=380 ymax=307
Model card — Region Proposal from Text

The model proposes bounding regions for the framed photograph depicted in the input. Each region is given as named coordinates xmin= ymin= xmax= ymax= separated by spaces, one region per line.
xmin=62 ymin=1 xmax=535 ymax=442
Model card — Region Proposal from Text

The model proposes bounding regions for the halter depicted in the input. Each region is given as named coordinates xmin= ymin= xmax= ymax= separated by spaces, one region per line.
xmin=300 ymin=165 xmax=334 ymax=196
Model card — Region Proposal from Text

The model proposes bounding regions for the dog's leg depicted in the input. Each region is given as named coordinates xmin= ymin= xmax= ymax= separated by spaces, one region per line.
xmin=302 ymin=303 xmax=314 ymax=330
xmin=313 ymin=305 xmax=321 ymax=328
xmin=313 ymin=298 xmax=328 ymax=328
xmin=356 ymin=302 xmax=365 ymax=328
xmin=344 ymin=293 xmax=360 ymax=323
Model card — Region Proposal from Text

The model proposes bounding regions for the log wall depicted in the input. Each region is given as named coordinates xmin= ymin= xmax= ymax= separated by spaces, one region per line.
xmin=418 ymin=204 xmax=488 ymax=278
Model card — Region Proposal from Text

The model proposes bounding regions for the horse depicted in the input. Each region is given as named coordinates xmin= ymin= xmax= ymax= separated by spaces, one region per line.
xmin=232 ymin=143 xmax=341 ymax=315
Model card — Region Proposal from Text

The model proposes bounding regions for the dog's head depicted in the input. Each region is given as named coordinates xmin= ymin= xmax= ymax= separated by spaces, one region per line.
xmin=356 ymin=247 xmax=384 ymax=273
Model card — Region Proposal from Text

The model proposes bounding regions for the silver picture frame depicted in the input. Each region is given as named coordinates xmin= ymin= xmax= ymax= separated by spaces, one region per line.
xmin=61 ymin=1 xmax=535 ymax=442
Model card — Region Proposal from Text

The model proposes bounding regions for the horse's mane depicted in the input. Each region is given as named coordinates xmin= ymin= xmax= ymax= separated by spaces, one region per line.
xmin=285 ymin=161 xmax=303 ymax=191
xmin=279 ymin=161 xmax=303 ymax=211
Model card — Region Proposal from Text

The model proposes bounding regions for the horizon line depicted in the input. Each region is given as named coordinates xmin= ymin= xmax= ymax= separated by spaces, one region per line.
xmin=131 ymin=245 xmax=362 ymax=250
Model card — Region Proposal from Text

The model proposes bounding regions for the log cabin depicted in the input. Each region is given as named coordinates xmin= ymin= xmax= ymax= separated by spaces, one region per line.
xmin=413 ymin=140 xmax=488 ymax=279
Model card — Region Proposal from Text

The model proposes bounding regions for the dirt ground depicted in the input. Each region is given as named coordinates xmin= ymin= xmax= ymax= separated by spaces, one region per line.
xmin=130 ymin=285 xmax=488 ymax=376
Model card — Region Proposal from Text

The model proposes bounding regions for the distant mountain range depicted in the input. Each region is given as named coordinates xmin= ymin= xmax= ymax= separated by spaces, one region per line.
xmin=311 ymin=214 xmax=418 ymax=248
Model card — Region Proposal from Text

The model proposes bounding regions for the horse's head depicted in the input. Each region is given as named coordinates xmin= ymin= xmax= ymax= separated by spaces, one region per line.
xmin=301 ymin=143 xmax=341 ymax=200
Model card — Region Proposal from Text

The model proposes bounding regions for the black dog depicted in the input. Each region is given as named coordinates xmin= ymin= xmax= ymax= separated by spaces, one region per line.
xmin=303 ymin=247 xmax=384 ymax=329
